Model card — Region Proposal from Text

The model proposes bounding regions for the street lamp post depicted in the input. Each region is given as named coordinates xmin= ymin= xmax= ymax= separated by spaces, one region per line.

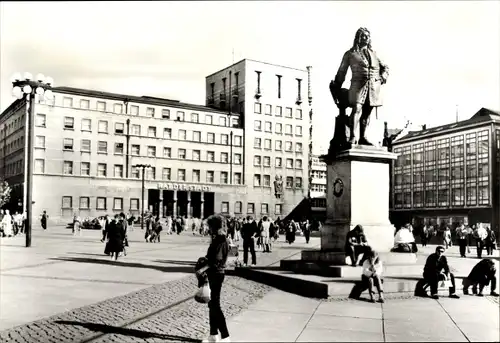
xmin=134 ymin=164 xmax=151 ymax=231
xmin=11 ymin=72 xmax=54 ymax=248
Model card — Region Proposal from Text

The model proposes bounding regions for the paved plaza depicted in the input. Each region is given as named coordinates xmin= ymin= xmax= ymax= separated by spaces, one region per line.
xmin=0 ymin=226 xmax=499 ymax=342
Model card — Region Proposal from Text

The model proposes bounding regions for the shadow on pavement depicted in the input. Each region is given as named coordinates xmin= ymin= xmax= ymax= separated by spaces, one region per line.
xmin=49 ymin=257 xmax=195 ymax=274
xmin=154 ymin=259 xmax=196 ymax=266
xmin=54 ymin=320 xmax=201 ymax=342
xmin=248 ymin=266 xmax=283 ymax=271
xmin=67 ymin=252 xmax=109 ymax=257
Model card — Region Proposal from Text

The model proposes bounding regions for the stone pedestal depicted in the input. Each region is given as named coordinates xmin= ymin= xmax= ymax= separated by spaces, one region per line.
xmin=306 ymin=146 xmax=397 ymax=265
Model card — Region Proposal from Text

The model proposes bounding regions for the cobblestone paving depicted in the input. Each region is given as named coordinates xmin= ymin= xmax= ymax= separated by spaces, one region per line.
xmin=89 ymin=277 xmax=272 ymax=343
xmin=0 ymin=275 xmax=272 ymax=343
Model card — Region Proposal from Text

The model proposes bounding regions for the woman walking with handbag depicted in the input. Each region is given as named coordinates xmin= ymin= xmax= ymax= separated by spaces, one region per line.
xmin=202 ymin=214 xmax=231 ymax=343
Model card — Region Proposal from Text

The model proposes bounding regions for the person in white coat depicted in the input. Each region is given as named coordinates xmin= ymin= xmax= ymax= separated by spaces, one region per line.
xmin=1 ymin=210 xmax=14 ymax=237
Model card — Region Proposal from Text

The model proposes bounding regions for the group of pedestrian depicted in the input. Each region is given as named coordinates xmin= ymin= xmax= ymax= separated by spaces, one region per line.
xmin=0 ymin=209 xmax=25 ymax=238
xmin=100 ymin=213 xmax=129 ymax=261
xmin=419 ymin=221 xmax=497 ymax=258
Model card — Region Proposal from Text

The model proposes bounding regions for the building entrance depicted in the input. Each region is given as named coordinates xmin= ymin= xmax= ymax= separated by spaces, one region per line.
xmin=148 ymin=189 xmax=215 ymax=219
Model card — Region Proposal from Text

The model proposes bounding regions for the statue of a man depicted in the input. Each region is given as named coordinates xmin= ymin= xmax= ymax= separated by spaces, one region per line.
xmin=331 ymin=27 xmax=389 ymax=146
xmin=274 ymin=175 xmax=283 ymax=199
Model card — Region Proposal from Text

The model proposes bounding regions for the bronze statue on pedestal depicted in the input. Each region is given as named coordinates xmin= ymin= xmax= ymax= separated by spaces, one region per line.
xmin=329 ymin=27 xmax=389 ymax=155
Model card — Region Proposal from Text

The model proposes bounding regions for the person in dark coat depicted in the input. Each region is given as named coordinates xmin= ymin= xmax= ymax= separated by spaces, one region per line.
xmin=286 ymin=220 xmax=297 ymax=244
xmin=463 ymin=258 xmax=498 ymax=297
xmin=423 ymin=246 xmax=460 ymax=299
xmin=241 ymin=216 xmax=258 ymax=266
xmin=485 ymin=227 xmax=497 ymax=256
xmin=345 ymin=225 xmax=370 ymax=267
xmin=40 ymin=211 xmax=48 ymax=230
xmin=202 ymin=214 xmax=230 ymax=343
xmin=106 ymin=214 xmax=124 ymax=261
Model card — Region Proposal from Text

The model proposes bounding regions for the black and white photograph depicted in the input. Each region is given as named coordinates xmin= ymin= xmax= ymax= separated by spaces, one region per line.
xmin=0 ymin=1 xmax=499 ymax=342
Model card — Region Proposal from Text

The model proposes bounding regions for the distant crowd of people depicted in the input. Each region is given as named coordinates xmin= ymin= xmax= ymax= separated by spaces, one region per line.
xmin=392 ymin=221 xmax=497 ymax=258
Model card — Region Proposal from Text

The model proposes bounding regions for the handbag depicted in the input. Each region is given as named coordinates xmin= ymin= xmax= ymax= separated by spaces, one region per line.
xmin=439 ymin=279 xmax=453 ymax=289
xmin=194 ymin=283 xmax=211 ymax=303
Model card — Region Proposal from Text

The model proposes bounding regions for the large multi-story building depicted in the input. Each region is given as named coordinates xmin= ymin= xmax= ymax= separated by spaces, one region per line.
xmin=390 ymin=108 xmax=500 ymax=235
xmin=205 ymin=59 xmax=311 ymax=219
xmin=0 ymin=59 xmax=311 ymax=224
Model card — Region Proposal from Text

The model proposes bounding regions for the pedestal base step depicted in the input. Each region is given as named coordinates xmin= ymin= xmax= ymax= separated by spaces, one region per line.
xmin=280 ymin=259 xmax=424 ymax=278
xmin=301 ymin=249 xmax=418 ymax=266
xmin=233 ymin=266 xmax=470 ymax=299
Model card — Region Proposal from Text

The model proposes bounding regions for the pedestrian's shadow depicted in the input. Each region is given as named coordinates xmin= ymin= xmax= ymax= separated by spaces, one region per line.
xmin=48 ymin=257 xmax=195 ymax=274
xmin=54 ymin=320 xmax=201 ymax=342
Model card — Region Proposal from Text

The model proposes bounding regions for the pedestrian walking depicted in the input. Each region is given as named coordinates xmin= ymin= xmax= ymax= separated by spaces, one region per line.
xmin=201 ymin=214 xmax=231 ymax=343
xmin=443 ymin=225 xmax=452 ymax=250
xmin=474 ymin=225 xmax=488 ymax=258
xmin=485 ymin=227 xmax=497 ymax=256
xmin=456 ymin=223 xmax=469 ymax=258
xmin=1 ymin=210 xmax=13 ymax=237
xmin=303 ymin=219 xmax=311 ymax=244
xmin=40 ymin=210 xmax=48 ymax=230
xmin=260 ymin=216 xmax=271 ymax=253
xmin=105 ymin=214 xmax=125 ymax=261
xmin=242 ymin=216 xmax=258 ymax=266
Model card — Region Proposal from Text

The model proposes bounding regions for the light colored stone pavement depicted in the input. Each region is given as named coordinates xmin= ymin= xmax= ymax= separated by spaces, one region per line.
xmin=1 ymin=226 xmax=498 ymax=342
xmin=0 ymin=225 xmax=316 ymax=332
xmin=226 ymin=289 xmax=500 ymax=342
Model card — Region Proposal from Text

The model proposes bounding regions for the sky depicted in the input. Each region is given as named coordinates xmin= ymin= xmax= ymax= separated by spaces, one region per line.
xmin=1 ymin=1 xmax=499 ymax=154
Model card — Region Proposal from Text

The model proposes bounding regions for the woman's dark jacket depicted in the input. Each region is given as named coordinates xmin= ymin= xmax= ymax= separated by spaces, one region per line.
xmin=206 ymin=234 xmax=230 ymax=275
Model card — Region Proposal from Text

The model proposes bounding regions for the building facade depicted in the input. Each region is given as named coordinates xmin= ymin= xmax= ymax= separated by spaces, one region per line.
xmin=309 ymin=155 xmax=327 ymax=221
xmin=390 ymin=108 xmax=500 ymax=236
xmin=1 ymin=87 xmax=247 ymax=223
xmin=205 ymin=59 xmax=311 ymax=219
xmin=0 ymin=59 xmax=312 ymax=224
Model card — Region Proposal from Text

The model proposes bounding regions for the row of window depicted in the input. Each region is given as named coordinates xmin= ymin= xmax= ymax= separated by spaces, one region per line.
xmin=62 ymin=195 xmax=284 ymax=216
xmin=36 ymin=115 xmax=243 ymax=146
xmin=311 ymin=170 xmax=327 ymax=179
xmin=47 ymin=138 xmax=305 ymax=158
xmin=254 ymin=155 xmax=304 ymax=169
xmin=394 ymin=162 xmax=489 ymax=186
xmin=310 ymin=184 xmax=327 ymax=192
xmin=221 ymin=201 xmax=283 ymax=216
xmin=0 ymin=114 xmax=25 ymax=139
xmin=253 ymin=174 xmax=303 ymax=188
xmin=253 ymin=137 xmax=304 ymax=151
xmin=36 ymin=159 xmax=305 ymax=189
xmin=2 ymin=135 xmax=24 ymax=157
xmin=394 ymin=131 xmax=490 ymax=168
xmin=50 ymin=137 xmax=243 ymax=163
xmin=36 ymin=160 xmax=243 ymax=184
xmin=254 ymin=120 xmax=303 ymax=136
xmin=254 ymin=103 xmax=303 ymax=119
xmin=58 ymin=96 xmax=237 ymax=125
xmin=3 ymin=159 xmax=23 ymax=178
xmin=62 ymin=196 xmax=136 ymax=211
xmin=394 ymin=183 xmax=490 ymax=208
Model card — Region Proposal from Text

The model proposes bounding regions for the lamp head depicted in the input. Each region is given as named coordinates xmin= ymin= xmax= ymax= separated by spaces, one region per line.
xmin=23 ymin=72 xmax=33 ymax=81
xmin=11 ymin=72 xmax=22 ymax=83
xmin=36 ymin=73 xmax=45 ymax=83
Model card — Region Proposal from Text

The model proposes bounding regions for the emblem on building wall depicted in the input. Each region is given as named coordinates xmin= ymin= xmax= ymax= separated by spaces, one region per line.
xmin=274 ymin=175 xmax=284 ymax=199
